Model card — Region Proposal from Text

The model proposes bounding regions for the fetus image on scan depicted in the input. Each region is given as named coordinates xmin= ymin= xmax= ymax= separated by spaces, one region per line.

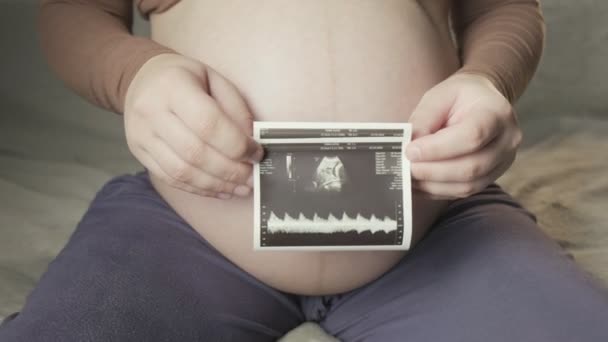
xmin=311 ymin=156 xmax=348 ymax=192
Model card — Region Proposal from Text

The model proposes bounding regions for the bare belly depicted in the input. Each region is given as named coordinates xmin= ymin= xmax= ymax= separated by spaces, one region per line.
xmin=149 ymin=0 xmax=458 ymax=295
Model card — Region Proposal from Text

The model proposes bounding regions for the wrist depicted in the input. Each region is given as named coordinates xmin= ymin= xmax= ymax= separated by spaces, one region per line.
xmin=125 ymin=52 xmax=177 ymax=110
xmin=452 ymin=69 xmax=506 ymax=98
xmin=125 ymin=52 xmax=203 ymax=110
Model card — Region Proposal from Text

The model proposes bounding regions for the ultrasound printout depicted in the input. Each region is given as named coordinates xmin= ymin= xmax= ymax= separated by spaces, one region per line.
xmin=253 ymin=122 xmax=412 ymax=251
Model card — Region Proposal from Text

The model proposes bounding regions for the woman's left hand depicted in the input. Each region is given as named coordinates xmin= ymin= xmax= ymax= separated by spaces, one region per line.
xmin=405 ymin=73 xmax=523 ymax=200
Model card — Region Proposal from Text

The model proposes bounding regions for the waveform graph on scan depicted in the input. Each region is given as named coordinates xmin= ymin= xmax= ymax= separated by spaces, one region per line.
xmin=256 ymin=139 xmax=409 ymax=250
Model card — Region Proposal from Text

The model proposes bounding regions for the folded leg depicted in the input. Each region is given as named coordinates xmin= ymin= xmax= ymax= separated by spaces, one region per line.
xmin=0 ymin=173 xmax=304 ymax=341
xmin=305 ymin=184 xmax=608 ymax=342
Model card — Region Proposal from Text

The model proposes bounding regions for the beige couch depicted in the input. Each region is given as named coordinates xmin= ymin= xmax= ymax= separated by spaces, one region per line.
xmin=1 ymin=1 xmax=606 ymax=341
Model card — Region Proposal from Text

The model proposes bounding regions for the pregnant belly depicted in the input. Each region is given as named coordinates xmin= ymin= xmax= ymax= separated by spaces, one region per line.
xmin=149 ymin=0 xmax=457 ymax=295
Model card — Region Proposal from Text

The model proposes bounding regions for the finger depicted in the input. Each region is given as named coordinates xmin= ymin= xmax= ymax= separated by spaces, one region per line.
xmin=171 ymin=77 xmax=264 ymax=162
xmin=408 ymin=85 xmax=457 ymax=140
xmin=406 ymin=111 xmax=501 ymax=162
xmin=144 ymin=134 xmax=252 ymax=197
xmin=151 ymin=112 xmax=253 ymax=185
xmin=410 ymin=135 xmax=503 ymax=182
xmin=412 ymin=188 xmax=454 ymax=201
xmin=412 ymin=156 xmax=513 ymax=199
xmin=131 ymin=144 xmax=229 ymax=198
xmin=207 ymin=67 xmax=255 ymax=135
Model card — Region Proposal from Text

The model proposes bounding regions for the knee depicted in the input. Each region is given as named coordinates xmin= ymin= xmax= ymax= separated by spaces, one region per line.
xmin=0 ymin=236 xmax=205 ymax=340
xmin=0 ymin=266 xmax=228 ymax=341
xmin=432 ymin=213 xmax=571 ymax=287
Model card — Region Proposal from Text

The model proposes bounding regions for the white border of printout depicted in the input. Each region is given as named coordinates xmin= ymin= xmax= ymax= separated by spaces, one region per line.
xmin=253 ymin=121 xmax=412 ymax=251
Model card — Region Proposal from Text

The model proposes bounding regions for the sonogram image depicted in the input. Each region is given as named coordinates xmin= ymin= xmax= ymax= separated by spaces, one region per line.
xmin=311 ymin=156 xmax=348 ymax=192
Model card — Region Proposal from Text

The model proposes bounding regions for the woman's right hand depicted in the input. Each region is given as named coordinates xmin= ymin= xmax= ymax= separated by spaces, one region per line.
xmin=124 ymin=53 xmax=264 ymax=199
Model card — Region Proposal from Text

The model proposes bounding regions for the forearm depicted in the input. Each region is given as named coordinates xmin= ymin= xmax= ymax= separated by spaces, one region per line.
xmin=453 ymin=0 xmax=546 ymax=102
xmin=38 ymin=0 xmax=175 ymax=113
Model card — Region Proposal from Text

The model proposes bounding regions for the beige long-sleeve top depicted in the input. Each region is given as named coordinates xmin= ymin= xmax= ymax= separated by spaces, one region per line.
xmin=38 ymin=0 xmax=545 ymax=114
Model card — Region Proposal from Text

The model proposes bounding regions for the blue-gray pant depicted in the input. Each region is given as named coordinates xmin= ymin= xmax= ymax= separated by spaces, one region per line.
xmin=2 ymin=172 xmax=608 ymax=341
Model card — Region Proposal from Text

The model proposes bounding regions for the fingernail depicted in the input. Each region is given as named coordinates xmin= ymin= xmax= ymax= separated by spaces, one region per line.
xmin=217 ymin=193 xmax=232 ymax=200
xmin=406 ymin=146 xmax=421 ymax=162
xmin=249 ymin=146 xmax=265 ymax=163
xmin=234 ymin=185 xmax=251 ymax=197
xmin=246 ymin=174 xmax=254 ymax=187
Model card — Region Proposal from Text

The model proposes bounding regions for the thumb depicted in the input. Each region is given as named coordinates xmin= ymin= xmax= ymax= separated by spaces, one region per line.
xmin=406 ymin=85 xmax=457 ymax=161
xmin=408 ymin=85 xmax=457 ymax=140
xmin=206 ymin=67 xmax=255 ymax=136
